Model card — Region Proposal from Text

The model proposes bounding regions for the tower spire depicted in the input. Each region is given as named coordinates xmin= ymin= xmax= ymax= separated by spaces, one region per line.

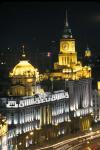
xmin=22 ymin=45 xmax=26 ymax=59
xmin=62 ymin=9 xmax=72 ymax=39
xmin=65 ymin=9 xmax=69 ymax=27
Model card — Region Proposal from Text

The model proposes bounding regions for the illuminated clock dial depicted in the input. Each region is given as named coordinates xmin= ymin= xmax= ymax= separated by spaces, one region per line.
xmin=62 ymin=43 xmax=69 ymax=51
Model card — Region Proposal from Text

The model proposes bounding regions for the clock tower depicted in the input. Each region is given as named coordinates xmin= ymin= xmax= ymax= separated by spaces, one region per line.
xmin=58 ymin=10 xmax=77 ymax=66
xmin=53 ymin=10 xmax=91 ymax=80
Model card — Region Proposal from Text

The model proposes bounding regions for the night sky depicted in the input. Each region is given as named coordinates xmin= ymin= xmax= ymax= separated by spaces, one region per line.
xmin=0 ymin=1 xmax=100 ymax=56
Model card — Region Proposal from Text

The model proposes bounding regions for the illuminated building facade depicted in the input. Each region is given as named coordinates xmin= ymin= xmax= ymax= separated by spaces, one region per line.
xmin=92 ymin=81 xmax=100 ymax=122
xmin=49 ymin=11 xmax=91 ymax=80
xmin=85 ymin=46 xmax=92 ymax=58
xmin=0 ymin=91 xmax=69 ymax=141
xmin=83 ymin=45 xmax=93 ymax=68
xmin=0 ymin=11 xmax=93 ymax=149
xmin=0 ymin=114 xmax=8 ymax=150
xmin=0 ymin=49 xmax=70 ymax=143
xmin=9 ymin=49 xmax=39 ymax=96
xmin=43 ymin=10 xmax=93 ymax=131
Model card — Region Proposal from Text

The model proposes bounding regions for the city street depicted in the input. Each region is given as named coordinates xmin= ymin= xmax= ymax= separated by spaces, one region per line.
xmin=30 ymin=127 xmax=100 ymax=150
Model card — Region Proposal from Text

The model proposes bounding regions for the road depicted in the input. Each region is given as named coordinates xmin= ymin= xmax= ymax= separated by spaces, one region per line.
xmin=80 ymin=136 xmax=100 ymax=150
xmin=32 ymin=129 xmax=100 ymax=150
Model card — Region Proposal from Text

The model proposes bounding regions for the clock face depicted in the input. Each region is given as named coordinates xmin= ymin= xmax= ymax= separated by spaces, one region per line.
xmin=62 ymin=43 xmax=69 ymax=51
xmin=60 ymin=40 xmax=75 ymax=53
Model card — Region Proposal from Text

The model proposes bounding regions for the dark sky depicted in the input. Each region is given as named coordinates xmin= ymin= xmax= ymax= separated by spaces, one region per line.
xmin=0 ymin=1 xmax=100 ymax=55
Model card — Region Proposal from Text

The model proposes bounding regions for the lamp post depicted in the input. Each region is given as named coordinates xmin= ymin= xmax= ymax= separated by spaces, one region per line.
xmin=29 ymin=131 xmax=33 ymax=145
xmin=25 ymin=135 xmax=29 ymax=148
xmin=89 ymin=127 xmax=92 ymax=132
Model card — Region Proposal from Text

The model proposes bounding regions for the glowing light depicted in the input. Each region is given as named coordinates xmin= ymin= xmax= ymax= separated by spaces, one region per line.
xmin=10 ymin=60 xmax=39 ymax=77
xmin=26 ymin=136 xmax=29 ymax=139
xmin=89 ymin=127 xmax=92 ymax=132
xmin=19 ymin=142 xmax=22 ymax=145
xmin=87 ymin=141 xmax=90 ymax=144
xmin=27 ymin=78 xmax=33 ymax=83
xmin=30 ymin=131 xmax=33 ymax=135
xmin=1 ymin=62 xmax=4 ymax=64
xmin=47 ymin=52 xmax=51 ymax=57
xmin=85 ymin=50 xmax=91 ymax=57
xmin=97 ymin=81 xmax=100 ymax=90
xmin=52 ymin=27 xmax=92 ymax=80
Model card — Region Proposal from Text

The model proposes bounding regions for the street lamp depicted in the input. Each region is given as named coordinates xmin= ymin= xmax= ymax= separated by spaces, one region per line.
xmin=18 ymin=142 xmax=22 ymax=150
xmin=26 ymin=136 xmax=29 ymax=139
xmin=30 ymin=131 xmax=33 ymax=136
xmin=29 ymin=131 xmax=34 ymax=145
xmin=25 ymin=136 xmax=29 ymax=148
xmin=19 ymin=142 xmax=22 ymax=145
xmin=89 ymin=127 xmax=92 ymax=132
xmin=87 ymin=140 xmax=90 ymax=144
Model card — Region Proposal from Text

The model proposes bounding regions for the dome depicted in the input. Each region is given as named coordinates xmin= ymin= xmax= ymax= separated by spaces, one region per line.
xmin=10 ymin=60 xmax=39 ymax=77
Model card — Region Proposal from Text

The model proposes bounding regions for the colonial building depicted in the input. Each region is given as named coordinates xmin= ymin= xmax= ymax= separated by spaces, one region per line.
xmin=48 ymin=11 xmax=91 ymax=80
xmin=42 ymin=10 xmax=93 ymax=131
xmin=9 ymin=47 xmax=39 ymax=96
xmin=0 ymin=11 xmax=93 ymax=149
xmin=0 ymin=48 xmax=70 ymax=148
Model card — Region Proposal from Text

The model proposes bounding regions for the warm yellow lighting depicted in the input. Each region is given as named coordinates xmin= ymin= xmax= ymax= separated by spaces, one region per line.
xmin=97 ymin=81 xmax=100 ymax=90
xmin=27 ymin=78 xmax=33 ymax=83
xmin=30 ymin=131 xmax=33 ymax=135
xmin=91 ymin=135 xmax=93 ymax=139
xmin=89 ymin=127 xmax=92 ymax=132
xmin=85 ymin=50 xmax=91 ymax=57
xmin=9 ymin=57 xmax=40 ymax=96
xmin=19 ymin=142 xmax=22 ymax=145
xmin=10 ymin=60 xmax=38 ymax=77
xmin=0 ymin=116 xmax=8 ymax=136
xmin=52 ymin=34 xmax=92 ymax=80
xmin=22 ymin=53 xmax=26 ymax=58
xmin=96 ymin=131 xmax=100 ymax=134
xmin=60 ymin=39 xmax=75 ymax=53
xmin=55 ymin=123 xmax=58 ymax=126
xmin=26 ymin=136 xmax=29 ymax=139
xmin=87 ymin=141 xmax=90 ymax=144
xmin=50 ymin=77 xmax=53 ymax=81
xmin=91 ymin=113 xmax=94 ymax=116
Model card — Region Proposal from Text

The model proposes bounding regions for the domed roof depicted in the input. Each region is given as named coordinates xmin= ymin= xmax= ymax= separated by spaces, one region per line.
xmin=10 ymin=60 xmax=38 ymax=77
